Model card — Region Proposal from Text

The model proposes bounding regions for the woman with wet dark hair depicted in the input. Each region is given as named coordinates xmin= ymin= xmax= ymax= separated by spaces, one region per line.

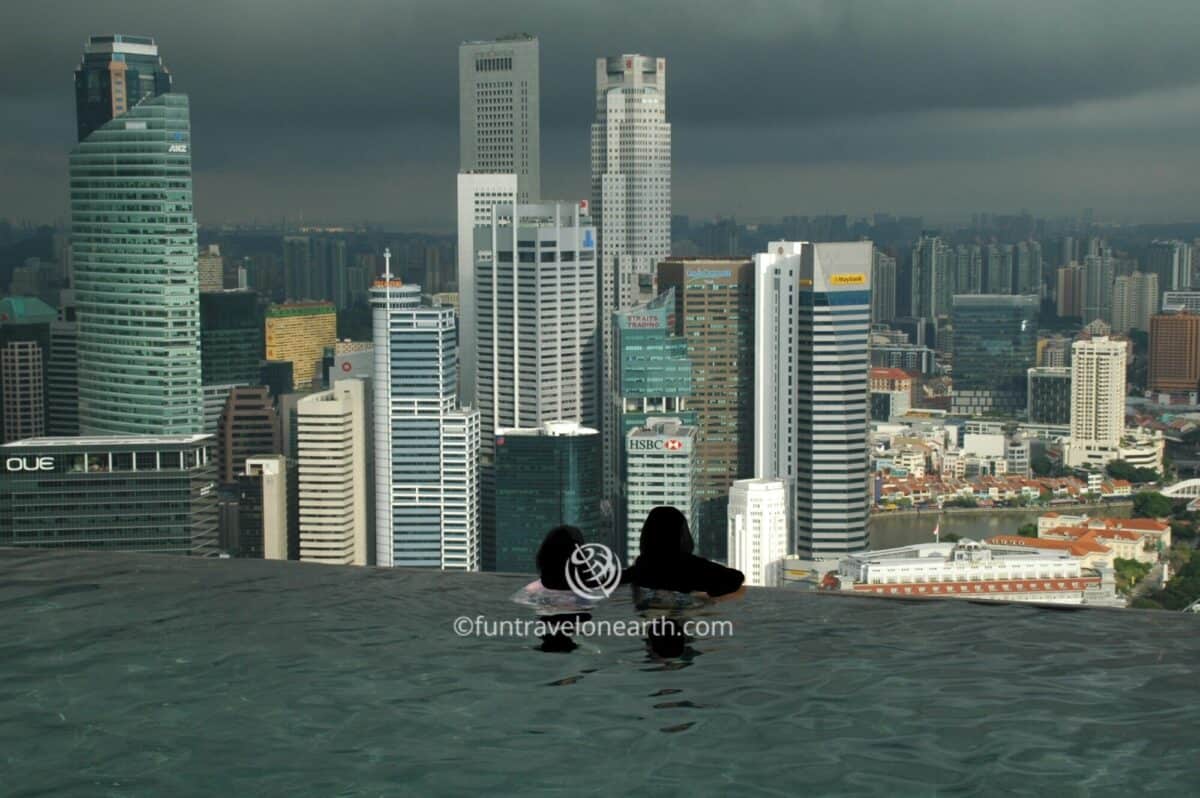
xmin=512 ymin=525 xmax=594 ymax=653
xmin=624 ymin=506 xmax=745 ymax=598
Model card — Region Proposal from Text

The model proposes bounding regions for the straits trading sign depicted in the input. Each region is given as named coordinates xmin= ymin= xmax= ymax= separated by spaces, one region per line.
xmin=830 ymin=273 xmax=867 ymax=286
xmin=4 ymin=456 xmax=54 ymax=472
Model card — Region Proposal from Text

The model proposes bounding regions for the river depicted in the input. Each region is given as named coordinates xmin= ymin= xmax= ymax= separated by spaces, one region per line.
xmin=869 ymin=503 xmax=1133 ymax=550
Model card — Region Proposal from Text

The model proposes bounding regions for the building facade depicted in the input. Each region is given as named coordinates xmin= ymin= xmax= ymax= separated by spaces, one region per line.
xmin=1149 ymin=312 xmax=1200 ymax=394
xmin=201 ymin=291 xmax=264 ymax=386
xmin=74 ymin=34 xmax=171 ymax=142
xmin=239 ymin=455 xmax=288 ymax=560
xmin=727 ymin=478 xmax=788 ymax=587
xmin=0 ymin=434 xmax=218 ymax=555
xmin=372 ymin=270 xmax=480 ymax=570
xmin=72 ymin=94 xmax=203 ymax=435
xmin=755 ymin=241 xmax=873 ymax=559
xmin=1109 ymin=271 xmax=1158 ymax=334
xmin=494 ymin=422 xmax=602 ymax=573
xmin=264 ymin=301 xmax=337 ymax=390
xmin=625 ymin=417 xmax=699 ymax=562
xmin=1062 ymin=337 xmax=1127 ymax=469
xmin=296 ymin=379 xmax=368 ymax=565
xmin=217 ymin=386 xmax=279 ymax=484
xmin=657 ymin=258 xmax=756 ymax=560
xmin=950 ymin=294 xmax=1038 ymax=416
xmin=1026 ymin=366 xmax=1072 ymax=425
xmin=46 ymin=290 xmax=79 ymax=436
xmin=871 ymin=250 xmax=897 ymax=322
xmin=458 ymin=35 xmax=539 ymax=203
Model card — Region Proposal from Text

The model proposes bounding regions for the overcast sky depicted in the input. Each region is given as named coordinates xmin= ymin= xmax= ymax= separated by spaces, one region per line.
xmin=4 ymin=0 xmax=1200 ymax=230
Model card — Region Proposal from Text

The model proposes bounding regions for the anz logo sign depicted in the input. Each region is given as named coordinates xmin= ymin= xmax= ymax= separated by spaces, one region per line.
xmin=5 ymin=456 xmax=55 ymax=473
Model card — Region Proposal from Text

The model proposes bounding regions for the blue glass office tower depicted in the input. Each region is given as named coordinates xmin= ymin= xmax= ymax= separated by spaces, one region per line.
xmin=71 ymin=93 xmax=203 ymax=435
xmin=75 ymin=35 xmax=172 ymax=142
xmin=950 ymin=295 xmax=1039 ymax=416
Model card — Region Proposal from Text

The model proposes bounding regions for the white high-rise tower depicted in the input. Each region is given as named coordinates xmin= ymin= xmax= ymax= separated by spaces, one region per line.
xmin=372 ymin=250 xmax=481 ymax=570
xmin=591 ymin=54 xmax=671 ymax=518
xmin=1063 ymin=336 xmax=1127 ymax=469
xmin=728 ymin=479 xmax=789 ymax=587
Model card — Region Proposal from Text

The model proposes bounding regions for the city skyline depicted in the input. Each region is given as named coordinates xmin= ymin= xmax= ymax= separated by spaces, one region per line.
xmin=7 ymin=2 xmax=1200 ymax=227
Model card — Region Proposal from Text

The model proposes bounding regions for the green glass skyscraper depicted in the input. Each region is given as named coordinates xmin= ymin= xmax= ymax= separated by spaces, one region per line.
xmin=71 ymin=93 xmax=203 ymax=435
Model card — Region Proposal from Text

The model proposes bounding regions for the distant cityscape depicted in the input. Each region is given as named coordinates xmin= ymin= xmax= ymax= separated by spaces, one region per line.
xmin=3 ymin=32 xmax=1200 ymax=613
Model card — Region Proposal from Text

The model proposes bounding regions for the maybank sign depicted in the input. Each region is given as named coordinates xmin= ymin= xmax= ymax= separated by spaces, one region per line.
xmin=829 ymin=273 xmax=866 ymax=286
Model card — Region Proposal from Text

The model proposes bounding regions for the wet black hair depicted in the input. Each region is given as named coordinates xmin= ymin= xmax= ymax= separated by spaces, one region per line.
xmin=638 ymin=506 xmax=694 ymax=561
xmin=536 ymin=525 xmax=585 ymax=591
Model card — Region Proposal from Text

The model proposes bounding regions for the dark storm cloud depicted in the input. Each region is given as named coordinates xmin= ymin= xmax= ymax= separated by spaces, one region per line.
xmin=4 ymin=0 xmax=1200 ymax=225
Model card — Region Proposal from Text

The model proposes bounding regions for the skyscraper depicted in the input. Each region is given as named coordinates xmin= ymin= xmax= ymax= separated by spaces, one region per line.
xmin=755 ymin=242 xmax=873 ymax=559
xmin=625 ymin=417 xmax=699 ymax=561
xmin=592 ymin=54 xmax=671 ymax=527
xmin=727 ymin=479 xmax=789 ymax=587
xmin=459 ymin=35 xmax=540 ymax=203
xmin=950 ymin=295 xmax=1038 ymax=416
xmin=954 ymin=244 xmax=983 ymax=296
xmin=1015 ymin=240 xmax=1043 ymax=296
xmin=372 ymin=264 xmax=480 ymax=570
xmin=198 ymin=244 xmax=224 ymax=292
xmin=1109 ymin=272 xmax=1158 ymax=334
xmin=1147 ymin=240 xmax=1192 ymax=293
xmin=200 ymin=291 xmax=265 ymax=386
xmin=871 ymin=251 xmax=897 ymax=322
xmin=217 ymin=386 xmax=279 ymax=485
xmin=494 ymin=422 xmax=602 ymax=572
xmin=264 ymin=301 xmax=337 ymax=390
xmin=1083 ymin=250 xmax=1115 ymax=322
xmin=455 ymin=172 xmax=517 ymax=406
xmin=0 ymin=297 xmax=55 ymax=443
xmin=657 ymin=258 xmax=756 ymax=560
xmin=74 ymin=34 xmax=171 ymax=142
xmin=239 ymin=455 xmax=289 ymax=560
xmin=72 ymin=93 xmax=203 ymax=435
xmin=1149 ymin=312 xmax=1200 ymax=394
xmin=1056 ymin=264 xmax=1084 ymax=319
xmin=910 ymin=235 xmax=951 ymax=318
xmin=46 ymin=290 xmax=79 ymax=436
xmin=985 ymin=244 xmax=1014 ymax=294
xmin=297 ymin=378 xmax=368 ymax=566
xmin=1026 ymin=366 xmax=1072 ymax=425
xmin=1063 ymin=337 xmax=1127 ymax=468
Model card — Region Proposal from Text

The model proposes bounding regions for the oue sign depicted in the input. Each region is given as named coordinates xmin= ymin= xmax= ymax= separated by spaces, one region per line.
xmin=5 ymin=456 xmax=54 ymax=472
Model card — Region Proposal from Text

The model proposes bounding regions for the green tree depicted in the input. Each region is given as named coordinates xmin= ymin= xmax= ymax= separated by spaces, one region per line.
xmin=1017 ymin=523 xmax=1038 ymax=538
xmin=1132 ymin=491 xmax=1173 ymax=519
xmin=1107 ymin=460 xmax=1160 ymax=484
xmin=1131 ymin=597 xmax=1163 ymax=610
xmin=1031 ymin=454 xmax=1052 ymax=476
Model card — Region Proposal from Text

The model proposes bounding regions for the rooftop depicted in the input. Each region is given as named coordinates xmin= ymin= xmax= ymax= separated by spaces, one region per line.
xmin=3 ymin=548 xmax=1197 ymax=793
xmin=2 ymin=434 xmax=213 ymax=449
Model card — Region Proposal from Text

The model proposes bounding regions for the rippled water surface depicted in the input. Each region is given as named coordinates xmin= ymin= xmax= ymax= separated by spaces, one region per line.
xmin=2 ymin=548 xmax=1198 ymax=796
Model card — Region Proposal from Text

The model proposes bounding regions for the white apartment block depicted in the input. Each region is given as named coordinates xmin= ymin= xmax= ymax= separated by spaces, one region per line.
xmin=728 ymin=479 xmax=789 ymax=587
xmin=1063 ymin=336 xmax=1127 ymax=469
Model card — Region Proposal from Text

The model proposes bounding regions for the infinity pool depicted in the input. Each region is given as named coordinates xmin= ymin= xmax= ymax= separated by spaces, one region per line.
xmin=2 ymin=548 xmax=1197 ymax=796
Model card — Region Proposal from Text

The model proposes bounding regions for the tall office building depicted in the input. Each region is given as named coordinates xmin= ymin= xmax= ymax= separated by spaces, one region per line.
xmin=1109 ymin=272 xmax=1159 ymax=334
xmin=1147 ymin=240 xmax=1192 ymax=293
xmin=1061 ymin=336 xmax=1127 ymax=468
xmin=954 ymin=244 xmax=983 ymax=295
xmin=458 ymin=35 xmax=540 ymax=203
xmin=200 ymin=291 xmax=264 ymax=386
xmin=46 ymin=290 xmax=79 ymax=436
xmin=612 ymin=289 xmax=695 ymax=556
xmin=1014 ymin=240 xmax=1043 ymax=296
xmin=1026 ymin=366 xmax=1072 ymax=425
xmin=0 ymin=434 xmax=217 ymax=555
xmin=950 ymin=295 xmax=1038 ymax=416
xmin=198 ymin=244 xmax=224 ymax=292
xmin=657 ymin=258 xmax=756 ymax=559
xmin=282 ymin=236 xmax=313 ymax=301
xmin=372 ymin=266 xmax=480 ymax=570
xmin=493 ymin=422 xmax=602 ymax=572
xmin=296 ymin=379 xmax=368 ymax=566
xmin=455 ymin=172 xmax=517 ymax=406
xmin=1083 ymin=251 xmax=1115 ymax=322
xmin=0 ymin=297 xmax=55 ymax=443
xmin=72 ymin=93 xmax=203 ymax=435
xmin=1056 ymin=264 xmax=1084 ymax=318
xmin=985 ymin=244 xmax=1014 ymax=294
xmin=625 ymin=417 xmax=699 ymax=561
xmin=264 ymin=301 xmax=337 ymax=389
xmin=592 ymin=54 xmax=671 ymax=525
xmin=871 ymin=251 xmax=897 ymax=322
xmin=217 ymin=386 xmax=279 ymax=485
xmin=1149 ymin=312 xmax=1200 ymax=394
xmin=727 ymin=479 xmax=788 ymax=587
xmin=755 ymin=242 xmax=872 ymax=559
xmin=910 ymin=235 xmax=951 ymax=318
xmin=74 ymin=34 xmax=171 ymax=142
xmin=239 ymin=455 xmax=288 ymax=560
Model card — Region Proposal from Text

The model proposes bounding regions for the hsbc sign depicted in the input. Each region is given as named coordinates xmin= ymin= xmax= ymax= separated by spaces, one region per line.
xmin=628 ymin=438 xmax=690 ymax=454
xmin=5 ymin=456 xmax=55 ymax=472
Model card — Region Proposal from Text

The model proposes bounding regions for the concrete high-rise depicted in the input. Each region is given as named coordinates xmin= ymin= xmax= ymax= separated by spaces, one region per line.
xmin=72 ymin=93 xmax=203 ymax=435
xmin=1056 ymin=264 xmax=1084 ymax=318
xmin=1162 ymin=291 xmax=1200 ymax=314
xmin=950 ymin=295 xmax=1038 ymax=416
xmin=755 ymin=241 xmax=873 ymax=559
xmin=46 ymin=290 xmax=79 ymax=436
xmin=372 ymin=265 xmax=480 ymax=570
xmin=1147 ymin=240 xmax=1192 ymax=293
xmin=1149 ymin=312 xmax=1200 ymax=394
xmin=657 ymin=258 xmax=756 ymax=560
xmin=455 ymin=172 xmax=517 ymax=406
xmin=985 ymin=244 xmax=1014 ymax=294
xmin=494 ymin=422 xmax=602 ymax=572
xmin=592 ymin=54 xmax=671 ymax=527
xmin=625 ymin=417 xmax=698 ymax=561
xmin=1026 ymin=366 xmax=1072 ymax=425
xmin=727 ymin=479 xmax=789 ymax=587
xmin=240 ymin=455 xmax=288 ymax=560
xmin=200 ymin=291 xmax=264 ymax=386
xmin=296 ymin=378 xmax=368 ymax=566
xmin=1110 ymin=272 xmax=1158 ymax=334
xmin=217 ymin=386 xmax=279 ymax=485
xmin=459 ymin=35 xmax=539 ymax=203
xmin=910 ymin=235 xmax=951 ymax=318
xmin=1015 ymin=240 xmax=1043 ymax=296
xmin=1063 ymin=337 xmax=1127 ymax=468
xmin=74 ymin=34 xmax=171 ymax=142
xmin=198 ymin=244 xmax=224 ymax=292
xmin=1083 ymin=251 xmax=1115 ymax=322
xmin=871 ymin=251 xmax=897 ymax=322
xmin=954 ymin=244 xmax=983 ymax=295
xmin=264 ymin=301 xmax=337 ymax=390
xmin=0 ymin=297 xmax=55 ymax=443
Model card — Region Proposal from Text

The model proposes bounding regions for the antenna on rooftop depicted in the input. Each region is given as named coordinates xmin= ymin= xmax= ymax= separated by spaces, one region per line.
xmin=383 ymin=247 xmax=392 ymax=279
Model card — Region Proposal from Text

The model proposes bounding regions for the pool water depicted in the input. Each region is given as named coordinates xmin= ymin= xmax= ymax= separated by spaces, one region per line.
xmin=2 ymin=547 xmax=1198 ymax=796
